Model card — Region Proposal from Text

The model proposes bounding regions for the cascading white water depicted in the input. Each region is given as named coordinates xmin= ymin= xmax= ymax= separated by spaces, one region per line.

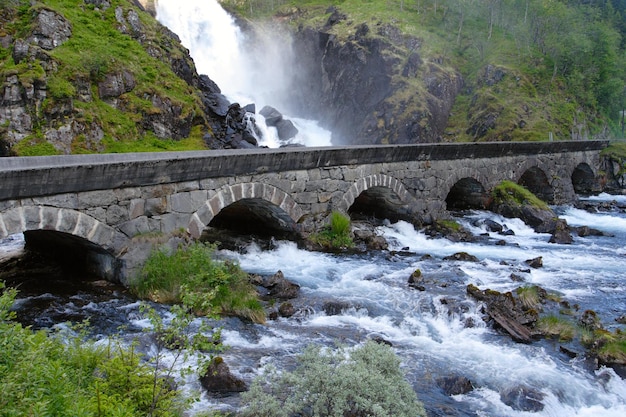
xmin=155 ymin=0 xmax=332 ymax=147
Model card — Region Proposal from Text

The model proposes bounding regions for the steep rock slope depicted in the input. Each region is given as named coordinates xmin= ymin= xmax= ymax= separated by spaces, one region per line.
xmin=0 ymin=0 xmax=253 ymax=155
xmin=283 ymin=7 xmax=462 ymax=145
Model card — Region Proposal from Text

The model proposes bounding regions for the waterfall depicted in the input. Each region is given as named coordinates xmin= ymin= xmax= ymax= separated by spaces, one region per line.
xmin=155 ymin=0 xmax=332 ymax=147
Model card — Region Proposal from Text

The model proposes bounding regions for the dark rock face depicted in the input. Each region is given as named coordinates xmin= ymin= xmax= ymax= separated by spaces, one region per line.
xmin=287 ymin=20 xmax=462 ymax=145
xmin=30 ymin=9 xmax=72 ymax=51
xmin=260 ymin=105 xmax=299 ymax=141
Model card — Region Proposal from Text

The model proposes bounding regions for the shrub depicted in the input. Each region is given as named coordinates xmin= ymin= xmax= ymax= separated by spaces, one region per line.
xmin=133 ymin=242 xmax=265 ymax=323
xmin=0 ymin=281 xmax=190 ymax=417
xmin=240 ymin=340 xmax=426 ymax=417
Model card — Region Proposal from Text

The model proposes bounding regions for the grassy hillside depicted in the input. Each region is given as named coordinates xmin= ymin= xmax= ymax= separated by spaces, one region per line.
xmin=0 ymin=0 xmax=209 ymax=155
xmin=224 ymin=0 xmax=626 ymax=143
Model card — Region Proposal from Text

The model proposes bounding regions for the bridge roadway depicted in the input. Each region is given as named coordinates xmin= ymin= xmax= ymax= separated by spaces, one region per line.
xmin=0 ymin=141 xmax=609 ymax=282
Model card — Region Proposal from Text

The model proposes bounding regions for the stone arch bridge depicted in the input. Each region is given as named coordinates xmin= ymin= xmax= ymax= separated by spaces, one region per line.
xmin=0 ymin=141 xmax=608 ymax=283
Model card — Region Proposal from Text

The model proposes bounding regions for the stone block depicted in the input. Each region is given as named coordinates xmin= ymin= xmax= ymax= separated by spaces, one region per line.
xmin=106 ymin=204 xmax=129 ymax=225
xmin=32 ymin=193 xmax=78 ymax=209
xmin=114 ymin=187 xmax=142 ymax=202
xmin=199 ymin=177 xmax=229 ymax=191
xmin=170 ymin=190 xmax=208 ymax=213
xmin=159 ymin=212 xmax=190 ymax=234
xmin=141 ymin=184 xmax=175 ymax=199
xmin=174 ymin=181 xmax=200 ymax=193
xmin=77 ymin=190 xmax=117 ymax=208
xmin=85 ymin=206 xmax=107 ymax=223
xmin=118 ymin=216 xmax=152 ymax=237
xmin=307 ymin=169 xmax=322 ymax=181
xmin=145 ymin=197 xmax=168 ymax=216
xmin=295 ymin=192 xmax=319 ymax=205
xmin=129 ymin=198 xmax=145 ymax=219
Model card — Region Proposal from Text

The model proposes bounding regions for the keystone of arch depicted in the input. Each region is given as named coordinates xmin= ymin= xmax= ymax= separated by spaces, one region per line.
xmin=0 ymin=206 xmax=129 ymax=256
xmin=188 ymin=182 xmax=304 ymax=238
xmin=337 ymin=174 xmax=410 ymax=213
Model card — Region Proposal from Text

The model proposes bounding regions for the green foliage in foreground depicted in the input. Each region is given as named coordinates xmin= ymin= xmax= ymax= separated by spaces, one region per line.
xmin=241 ymin=340 xmax=426 ymax=417
xmin=309 ymin=211 xmax=354 ymax=250
xmin=0 ymin=282 xmax=188 ymax=417
xmin=491 ymin=180 xmax=549 ymax=210
xmin=133 ymin=242 xmax=265 ymax=323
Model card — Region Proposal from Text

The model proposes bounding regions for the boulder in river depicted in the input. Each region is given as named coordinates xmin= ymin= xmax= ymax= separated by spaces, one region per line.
xmin=500 ymin=385 xmax=545 ymax=412
xmin=199 ymin=357 xmax=247 ymax=395
xmin=263 ymin=270 xmax=300 ymax=300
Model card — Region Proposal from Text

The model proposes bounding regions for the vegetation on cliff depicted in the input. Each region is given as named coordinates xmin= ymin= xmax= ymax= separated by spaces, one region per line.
xmin=225 ymin=0 xmax=626 ymax=142
xmin=0 ymin=0 xmax=210 ymax=155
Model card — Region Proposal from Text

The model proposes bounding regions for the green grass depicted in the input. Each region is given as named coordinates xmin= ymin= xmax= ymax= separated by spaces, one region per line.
xmin=1 ymin=0 xmax=209 ymax=155
xmin=132 ymin=242 xmax=265 ymax=323
xmin=491 ymin=180 xmax=550 ymax=210
xmin=309 ymin=211 xmax=354 ymax=250
xmin=537 ymin=315 xmax=577 ymax=342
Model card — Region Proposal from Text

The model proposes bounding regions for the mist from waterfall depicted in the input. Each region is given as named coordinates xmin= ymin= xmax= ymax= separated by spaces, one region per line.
xmin=155 ymin=0 xmax=331 ymax=147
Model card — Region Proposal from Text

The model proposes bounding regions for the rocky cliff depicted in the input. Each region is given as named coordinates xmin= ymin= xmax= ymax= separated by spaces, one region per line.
xmin=282 ymin=7 xmax=463 ymax=145
xmin=0 ymin=0 xmax=257 ymax=155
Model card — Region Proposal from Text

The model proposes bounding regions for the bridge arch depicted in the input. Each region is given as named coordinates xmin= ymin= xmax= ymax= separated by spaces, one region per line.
xmin=445 ymin=177 xmax=490 ymax=210
xmin=338 ymin=174 xmax=412 ymax=221
xmin=0 ymin=206 xmax=129 ymax=281
xmin=571 ymin=162 xmax=597 ymax=195
xmin=188 ymin=182 xmax=304 ymax=238
xmin=0 ymin=206 xmax=128 ymax=255
xmin=518 ymin=166 xmax=554 ymax=203
xmin=442 ymin=167 xmax=492 ymax=211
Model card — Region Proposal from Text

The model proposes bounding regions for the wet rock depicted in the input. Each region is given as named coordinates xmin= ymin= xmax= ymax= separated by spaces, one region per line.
xmin=352 ymin=221 xmax=389 ymax=251
xmin=443 ymin=252 xmax=479 ymax=262
xmin=369 ymin=335 xmax=393 ymax=346
xmin=436 ymin=375 xmax=474 ymax=396
xmin=264 ymin=270 xmax=300 ymax=300
xmin=548 ymin=219 xmax=573 ymax=244
xmin=500 ymin=385 xmax=545 ymax=412
xmin=408 ymin=268 xmax=425 ymax=291
xmin=576 ymin=225 xmax=613 ymax=237
xmin=259 ymin=105 xmax=283 ymax=126
xmin=484 ymin=219 xmax=504 ymax=233
xmin=525 ymin=256 xmax=543 ymax=269
xmin=579 ymin=310 xmax=603 ymax=331
xmin=199 ymin=357 xmax=247 ymax=395
xmin=510 ymin=273 xmax=526 ymax=282
xmin=323 ymin=300 xmax=352 ymax=316
xmin=278 ymin=302 xmax=296 ymax=318
xmin=275 ymin=118 xmax=299 ymax=141
xmin=466 ymin=284 xmax=538 ymax=343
